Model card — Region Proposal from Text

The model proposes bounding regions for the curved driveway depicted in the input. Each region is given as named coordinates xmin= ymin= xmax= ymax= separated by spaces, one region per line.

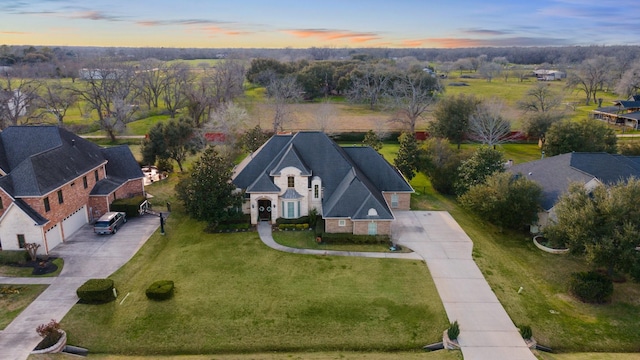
xmin=0 ymin=215 xmax=160 ymax=360
xmin=260 ymin=212 xmax=537 ymax=360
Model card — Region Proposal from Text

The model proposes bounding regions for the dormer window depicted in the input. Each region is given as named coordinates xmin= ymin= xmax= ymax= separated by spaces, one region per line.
xmin=288 ymin=176 xmax=294 ymax=188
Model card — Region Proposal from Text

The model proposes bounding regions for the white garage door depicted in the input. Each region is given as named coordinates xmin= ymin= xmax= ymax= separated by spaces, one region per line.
xmin=62 ymin=206 xmax=88 ymax=238
xmin=45 ymin=223 xmax=63 ymax=251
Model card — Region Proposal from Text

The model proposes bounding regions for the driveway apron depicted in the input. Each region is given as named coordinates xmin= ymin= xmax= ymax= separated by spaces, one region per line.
xmin=392 ymin=211 xmax=536 ymax=360
xmin=0 ymin=215 xmax=160 ymax=360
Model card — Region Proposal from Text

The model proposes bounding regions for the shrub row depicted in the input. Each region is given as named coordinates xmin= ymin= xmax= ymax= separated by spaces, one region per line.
xmin=145 ymin=280 xmax=174 ymax=301
xmin=319 ymin=233 xmax=390 ymax=244
xmin=111 ymin=196 xmax=147 ymax=218
xmin=276 ymin=216 xmax=310 ymax=225
xmin=217 ymin=223 xmax=251 ymax=231
xmin=278 ymin=223 xmax=310 ymax=230
xmin=76 ymin=279 xmax=116 ymax=303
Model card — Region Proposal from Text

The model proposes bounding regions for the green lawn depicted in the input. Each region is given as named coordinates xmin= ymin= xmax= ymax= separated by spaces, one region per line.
xmin=1 ymin=285 xmax=48 ymax=329
xmin=29 ymin=351 xmax=463 ymax=360
xmin=60 ymin=184 xmax=448 ymax=355
xmin=273 ymin=230 xmax=410 ymax=253
xmin=407 ymin=174 xmax=640 ymax=353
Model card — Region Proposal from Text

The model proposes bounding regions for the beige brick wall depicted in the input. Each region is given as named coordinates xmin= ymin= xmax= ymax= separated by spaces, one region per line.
xmin=324 ymin=218 xmax=353 ymax=233
xmin=353 ymin=220 xmax=392 ymax=235
xmin=383 ymin=192 xmax=411 ymax=210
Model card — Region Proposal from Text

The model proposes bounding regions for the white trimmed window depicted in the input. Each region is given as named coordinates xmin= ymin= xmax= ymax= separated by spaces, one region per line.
xmin=338 ymin=219 xmax=346 ymax=227
xmin=391 ymin=193 xmax=399 ymax=208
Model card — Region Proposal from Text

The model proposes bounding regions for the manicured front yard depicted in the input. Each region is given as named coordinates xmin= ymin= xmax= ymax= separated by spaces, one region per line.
xmin=60 ymin=212 xmax=448 ymax=355
xmin=0 ymin=285 xmax=48 ymax=329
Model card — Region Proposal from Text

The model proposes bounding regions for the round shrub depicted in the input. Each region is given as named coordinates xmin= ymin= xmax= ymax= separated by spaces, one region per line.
xmin=569 ymin=271 xmax=613 ymax=304
xmin=76 ymin=278 xmax=116 ymax=303
xmin=146 ymin=280 xmax=174 ymax=301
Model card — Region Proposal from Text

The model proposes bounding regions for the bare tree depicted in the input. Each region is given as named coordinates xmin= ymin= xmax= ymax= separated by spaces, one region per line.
xmin=384 ymin=70 xmax=442 ymax=133
xmin=313 ymin=99 xmax=337 ymax=132
xmin=468 ymin=98 xmax=514 ymax=148
xmin=208 ymin=59 xmax=246 ymax=105
xmin=518 ymin=82 xmax=563 ymax=113
xmin=136 ymin=58 xmax=165 ymax=109
xmin=0 ymin=66 xmax=41 ymax=128
xmin=266 ymin=75 xmax=302 ymax=133
xmin=615 ymin=61 xmax=640 ymax=98
xmin=566 ymin=56 xmax=613 ymax=105
xmin=72 ymin=60 xmax=139 ymax=141
xmin=478 ymin=62 xmax=502 ymax=82
xmin=183 ymin=74 xmax=216 ymax=127
xmin=162 ymin=62 xmax=192 ymax=118
xmin=347 ymin=63 xmax=390 ymax=110
xmin=207 ymin=102 xmax=249 ymax=140
xmin=35 ymin=80 xmax=77 ymax=126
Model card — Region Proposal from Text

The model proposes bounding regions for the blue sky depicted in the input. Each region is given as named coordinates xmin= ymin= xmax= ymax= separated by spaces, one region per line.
xmin=1 ymin=0 xmax=639 ymax=48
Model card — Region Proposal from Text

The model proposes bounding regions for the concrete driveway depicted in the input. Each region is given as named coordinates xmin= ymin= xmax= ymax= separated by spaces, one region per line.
xmin=0 ymin=214 xmax=161 ymax=360
xmin=392 ymin=211 xmax=537 ymax=360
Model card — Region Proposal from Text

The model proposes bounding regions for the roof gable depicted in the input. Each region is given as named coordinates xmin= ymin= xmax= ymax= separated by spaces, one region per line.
xmin=269 ymin=144 xmax=312 ymax=176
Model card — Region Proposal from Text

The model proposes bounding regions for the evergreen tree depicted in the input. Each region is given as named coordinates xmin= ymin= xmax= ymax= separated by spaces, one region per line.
xmin=394 ymin=132 xmax=420 ymax=180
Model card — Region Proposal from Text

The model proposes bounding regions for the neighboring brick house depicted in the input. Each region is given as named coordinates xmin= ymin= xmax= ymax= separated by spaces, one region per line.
xmin=232 ymin=132 xmax=413 ymax=235
xmin=508 ymin=152 xmax=640 ymax=233
xmin=0 ymin=126 xmax=144 ymax=255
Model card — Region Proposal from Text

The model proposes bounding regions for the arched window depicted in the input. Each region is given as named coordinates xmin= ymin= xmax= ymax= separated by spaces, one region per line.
xmin=367 ymin=208 xmax=378 ymax=216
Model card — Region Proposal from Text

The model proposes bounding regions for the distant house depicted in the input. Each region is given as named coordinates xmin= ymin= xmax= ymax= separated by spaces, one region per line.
xmin=508 ymin=152 xmax=640 ymax=233
xmin=0 ymin=126 xmax=144 ymax=255
xmin=232 ymin=132 xmax=413 ymax=235
xmin=0 ymin=89 xmax=28 ymax=118
xmin=591 ymin=95 xmax=640 ymax=130
xmin=533 ymin=69 xmax=566 ymax=81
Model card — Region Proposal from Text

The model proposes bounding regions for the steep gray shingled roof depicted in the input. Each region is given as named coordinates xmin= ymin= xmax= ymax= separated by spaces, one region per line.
xmin=508 ymin=152 xmax=640 ymax=210
xmin=342 ymin=147 xmax=413 ymax=192
xmin=0 ymin=126 xmax=106 ymax=197
xmin=89 ymin=146 xmax=144 ymax=196
xmin=233 ymin=131 xmax=411 ymax=221
xmin=269 ymin=144 xmax=311 ymax=176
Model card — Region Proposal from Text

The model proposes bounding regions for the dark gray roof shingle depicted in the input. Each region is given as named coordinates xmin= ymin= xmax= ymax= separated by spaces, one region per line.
xmin=509 ymin=152 xmax=640 ymax=210
xmin=233 ymin=132 xmax=411 ymax=220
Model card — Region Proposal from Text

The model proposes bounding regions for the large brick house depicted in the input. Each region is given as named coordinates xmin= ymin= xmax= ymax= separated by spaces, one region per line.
xmin=0 ymin=126 xmax=144 ymax=255
xmin=232 ymin=132 xmax=413 ymax=235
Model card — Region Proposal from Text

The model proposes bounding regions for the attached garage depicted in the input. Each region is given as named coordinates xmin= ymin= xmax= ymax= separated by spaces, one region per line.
xmin=45 ymin=223 xmax=63 ymax=252
xmin=62 ymin=206 xmax=88 ymax=238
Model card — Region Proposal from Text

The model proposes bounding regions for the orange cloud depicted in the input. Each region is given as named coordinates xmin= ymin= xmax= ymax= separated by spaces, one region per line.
xmin=285 ymin=29 xmax=380 ymax=43
xmin=425 ymin=38 xmax=485 ymax=48
xmin=1 ymin=31 xmax=28 ymax=35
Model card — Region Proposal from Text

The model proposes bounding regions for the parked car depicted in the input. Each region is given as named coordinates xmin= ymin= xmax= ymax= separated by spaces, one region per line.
xmin=94 ymin=212 xmax=127 ymax=235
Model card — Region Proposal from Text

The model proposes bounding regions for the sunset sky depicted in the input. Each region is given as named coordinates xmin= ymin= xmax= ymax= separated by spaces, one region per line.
xmin=1 ymin=0 xmax=639 ymax=48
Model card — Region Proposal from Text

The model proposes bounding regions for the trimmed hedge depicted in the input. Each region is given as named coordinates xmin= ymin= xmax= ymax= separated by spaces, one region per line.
xmin=111 ymin=196 xmax=147 ymax=218
xmin=569 ymin=271 xmax=613 ymax=304
xmin=278 ymin=223 xmax=310 ymax=230
xmin=320 ymin=233 xmax=390 ymax=245
xmin=217 ymin=223 xmax=251 ymax=231
xmin=276 ymin=216 xmax=310 ymax=225
xmin=77 ymin=278 xmax=116 ymax=303
xmin=146 ymin=280 xmax=174 ymax=301
xmin=519 ymin=325 xmax=533 ymax=339
xmin=315 ymin=218 xmax=325 ymax=237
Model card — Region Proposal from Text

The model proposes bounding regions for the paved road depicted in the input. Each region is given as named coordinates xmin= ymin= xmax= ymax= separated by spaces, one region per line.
xmin=258 ymin=213 xmax=537 ymax=359
xmin=0 ymin=215 xmax=160 ymax=360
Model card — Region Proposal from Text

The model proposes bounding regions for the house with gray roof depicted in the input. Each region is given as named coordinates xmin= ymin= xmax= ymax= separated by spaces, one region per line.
xmin=0 ymin=126 xmax=144 ymax=254
xmin=591 ymin=95 xmax=640 ymax=130
xmin=508 ymin=152 xmax=640 ymax=232
xmin=232 ymin=132 xmax=413 ymax=235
